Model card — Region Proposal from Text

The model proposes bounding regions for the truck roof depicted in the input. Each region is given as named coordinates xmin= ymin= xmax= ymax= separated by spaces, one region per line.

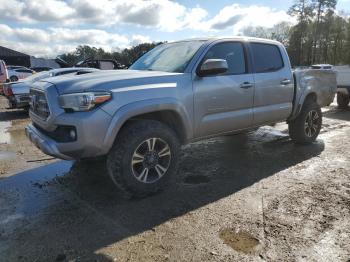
xmin=172 ymin=36 xmax=282 ymax=45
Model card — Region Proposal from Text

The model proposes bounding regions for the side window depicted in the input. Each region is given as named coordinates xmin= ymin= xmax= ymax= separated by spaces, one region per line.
xmin=202 ymin=42 xmax=246 ymax=75
xmin=251 ymin=43 xmax=284 ymax=73
xmin=16 ymin=69 xmax=33 ymax=73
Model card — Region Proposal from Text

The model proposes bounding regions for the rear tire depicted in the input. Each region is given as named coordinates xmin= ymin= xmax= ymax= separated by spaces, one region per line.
xmin=337 ymin=93 xmax=350 ymax=109
xmin=107 ymin=120 xmax=180 ymax=198
xmin=289 ymin=99 xmax=322 ymax=144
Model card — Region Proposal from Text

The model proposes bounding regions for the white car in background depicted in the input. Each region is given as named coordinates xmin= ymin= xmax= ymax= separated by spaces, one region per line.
xmin=311 ymin=64 xmax=333 ymax=70
xmin=7 ymin=66 xmax=35 ymax=82
xmin=3 ymin=67 xmax=99 ymax=109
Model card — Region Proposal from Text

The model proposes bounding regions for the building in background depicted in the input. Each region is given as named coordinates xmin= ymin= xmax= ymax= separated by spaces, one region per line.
xmin=0 ymin=46 xmax=31 ymax=67
xmin=0 ymin=46 xmax=60 ymax=69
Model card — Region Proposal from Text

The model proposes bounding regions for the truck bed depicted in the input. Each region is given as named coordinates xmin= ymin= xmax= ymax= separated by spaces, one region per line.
xmin=294 ymin=68 xmax=337 ymax=107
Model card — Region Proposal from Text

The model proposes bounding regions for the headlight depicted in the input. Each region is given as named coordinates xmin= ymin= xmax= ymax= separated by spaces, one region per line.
xmin=58 ymin=92 xmax=111 ymax=112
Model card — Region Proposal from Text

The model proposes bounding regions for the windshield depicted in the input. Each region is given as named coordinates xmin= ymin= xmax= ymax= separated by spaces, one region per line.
xmin=129 ymin=41 xmax=204 ymax=73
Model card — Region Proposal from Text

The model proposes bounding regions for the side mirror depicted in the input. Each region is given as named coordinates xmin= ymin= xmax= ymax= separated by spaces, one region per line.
xmin=197 ymin=59 xmax=228 ymax=77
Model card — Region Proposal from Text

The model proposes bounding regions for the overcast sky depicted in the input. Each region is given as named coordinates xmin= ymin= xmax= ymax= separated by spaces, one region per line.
xmin=1 ymin=0 xmax=349 ymax=58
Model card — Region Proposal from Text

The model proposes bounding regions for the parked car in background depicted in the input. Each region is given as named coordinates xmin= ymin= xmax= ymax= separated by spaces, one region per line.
xmin=26 ymin=37 xmax=337 ymax=198
xmin=56 ymin=57 xmax=126 ymax=70
xmin=30 ymin=66 xmax=54 ymax=72
xmin=7 ymin=66 xmax=35 ymax=82
xmin=334 ymin=65 xmax=350 ymax=108
xmin=75 ymin=58 xmax=126 ymax=70
xmin=3 ymin=67 xmax=99 ymax=109
xmin=0 ymin=60 xmax=9 ymax=95
xmin=311 ymin=64 xmax=333 ymax=70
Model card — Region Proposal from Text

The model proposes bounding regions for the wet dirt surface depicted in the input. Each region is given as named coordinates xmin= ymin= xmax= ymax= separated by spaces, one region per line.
xmin=0 ymin=97 xmax=55 ymax=177
xmin=0 ymin=96 xmax=350 ymax=261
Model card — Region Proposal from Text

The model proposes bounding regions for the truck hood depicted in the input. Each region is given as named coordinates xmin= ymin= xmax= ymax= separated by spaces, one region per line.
xmin=42 ymin=70 xmax=184 ymax=95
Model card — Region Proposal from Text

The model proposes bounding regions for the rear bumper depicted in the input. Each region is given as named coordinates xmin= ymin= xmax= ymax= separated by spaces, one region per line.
xmin=7 ymin=94 xmax=30 ymax=108
xmin=25 ymin=124 xmax=73 ymax=160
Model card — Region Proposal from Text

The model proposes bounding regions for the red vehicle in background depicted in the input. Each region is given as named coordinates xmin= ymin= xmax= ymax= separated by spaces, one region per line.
xmin=0 ymin=60 xmax=9 ymax=95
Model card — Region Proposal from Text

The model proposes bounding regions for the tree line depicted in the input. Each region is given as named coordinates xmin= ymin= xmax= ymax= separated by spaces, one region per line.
xmin=58 ymin=42 xmax=162 ymax=68
xmin=59 ymin=0 xmax=350 ymax=67
xmin=245 ymin=0 xmax=350 ymax=66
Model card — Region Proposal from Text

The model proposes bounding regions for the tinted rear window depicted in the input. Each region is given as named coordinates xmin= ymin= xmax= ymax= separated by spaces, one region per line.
xmin=251 ymin=43 xmax=284 ymax=73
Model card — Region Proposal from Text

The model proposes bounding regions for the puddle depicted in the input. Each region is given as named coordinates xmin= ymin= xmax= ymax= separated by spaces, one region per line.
xmin=219 ymin=228 xmax=262 ymax=254
xmin=183 ymin=175 xmax=210 ymax=185
xmin=0 ymin=151 xmax=16 ymax=161
xmin=0 ymin=121 xmax=12 ymax=144
xmin=0 ymin=161 xmax=73 ymax=216
xmin=0 ymin=121 xmax=27 ymax=145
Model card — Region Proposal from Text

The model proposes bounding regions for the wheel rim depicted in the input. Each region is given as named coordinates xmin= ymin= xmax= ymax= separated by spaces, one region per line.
xmin=304 ymin=110 xmax=320 ymax=137
xmin=131 ymin=137 xmax=171 ymax=184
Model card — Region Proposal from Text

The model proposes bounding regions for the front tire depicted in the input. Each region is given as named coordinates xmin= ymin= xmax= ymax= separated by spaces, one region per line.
xmin=337 ymin=93 xmax=350 ymax=109
xmin=107 ymin=120 xmax=180 ymax=198
xmin=289 ymin=99 xmax=322 ymax=144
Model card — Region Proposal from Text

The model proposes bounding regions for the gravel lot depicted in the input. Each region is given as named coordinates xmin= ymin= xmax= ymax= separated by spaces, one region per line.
xmin=0 ymin=95 xmax=349 ymax=261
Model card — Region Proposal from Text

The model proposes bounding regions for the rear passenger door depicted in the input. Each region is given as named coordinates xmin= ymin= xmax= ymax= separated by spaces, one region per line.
xmin=250 ymin=43 xmax=294 ymax=125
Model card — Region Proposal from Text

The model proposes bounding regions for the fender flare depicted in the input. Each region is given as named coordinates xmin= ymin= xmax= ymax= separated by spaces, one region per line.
xmin=101 ymin=98 xmax=193 ymax=154
xmin=289 ymin=90 xmax=317 ymax=121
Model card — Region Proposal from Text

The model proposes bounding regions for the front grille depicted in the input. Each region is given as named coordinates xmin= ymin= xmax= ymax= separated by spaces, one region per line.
xmin=30 ymin=89 xmax=50 ymax=120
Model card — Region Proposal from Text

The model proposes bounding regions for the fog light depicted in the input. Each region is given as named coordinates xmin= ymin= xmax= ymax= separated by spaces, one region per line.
xmin=69 ymin=129 xmax=76 ymax=140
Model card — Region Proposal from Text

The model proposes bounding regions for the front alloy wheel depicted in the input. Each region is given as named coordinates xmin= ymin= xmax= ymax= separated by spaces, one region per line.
xmin=131 ymin=138 xmax=171 ymax=183
xmin=107 ymin=120 xmax=180 ymax=198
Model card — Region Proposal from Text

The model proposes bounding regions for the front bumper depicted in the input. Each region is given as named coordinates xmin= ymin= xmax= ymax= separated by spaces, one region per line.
xmin=27 ymin=81 xmax=114 ymax=160
xmin=27 ymin=107 xmax=113 ymax=159
xmin=25 ymin=124 xmax=73 ymax=160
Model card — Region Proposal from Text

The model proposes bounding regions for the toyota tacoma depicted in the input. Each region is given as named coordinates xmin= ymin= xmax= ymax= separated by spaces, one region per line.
xmin=26 ymin=37 xmax=336 ymax=197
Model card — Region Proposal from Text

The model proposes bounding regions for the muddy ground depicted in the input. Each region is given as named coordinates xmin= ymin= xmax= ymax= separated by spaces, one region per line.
xmin=0 ymin=95 xmax=349 ymax=262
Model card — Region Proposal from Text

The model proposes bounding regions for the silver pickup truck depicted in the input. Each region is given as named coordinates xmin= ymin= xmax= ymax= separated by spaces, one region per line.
xmin=26 ymin=37 xmax=336 ymax=197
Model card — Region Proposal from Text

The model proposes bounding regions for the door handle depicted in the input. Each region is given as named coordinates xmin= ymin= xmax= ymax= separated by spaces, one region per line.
xmin=240 ymin=82 xmax=253 ymax=89
xmin=281 ymin=79 xmax=291 ymax=85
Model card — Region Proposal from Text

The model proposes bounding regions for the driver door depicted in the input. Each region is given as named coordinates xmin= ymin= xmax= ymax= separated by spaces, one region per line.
xmin=193 ymin=41 xmax=255 ymax=138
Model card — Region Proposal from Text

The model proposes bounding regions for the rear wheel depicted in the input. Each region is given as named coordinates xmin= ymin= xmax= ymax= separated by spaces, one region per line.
xmin=289 ymin=99 xmax=322 ymax=144
xmin=337 ymin=93 xmax=350 ymax=109
xmin=107 ymin=120 xmax=180 ymax=198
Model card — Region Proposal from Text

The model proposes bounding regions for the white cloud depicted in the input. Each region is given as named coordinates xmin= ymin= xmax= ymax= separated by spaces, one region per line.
xmin=0 ymin=24 xmax=148 ymax=57
xmin=0 ymin=1 xmax=297 ymax=57
xmin=204 ymin=4 xmax=295 ymax=34
xmin=0 ymin=1 xmax=293 ymax=33
xmin=0 ymin=0 xmax=208 ymax=31
xmin=130 ymin=35 xmax=152 ymax=46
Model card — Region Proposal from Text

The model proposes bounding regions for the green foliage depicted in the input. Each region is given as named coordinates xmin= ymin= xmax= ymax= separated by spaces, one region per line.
xmin=287 ymin=0 xmax=350 ymax=66
xmin=58 ymin=42 xmax=163 ymax=67
xmin=248 ymin=0 xmax=349 ymax=66
xmin=58 ymin=0 xmax=350 ymax=68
